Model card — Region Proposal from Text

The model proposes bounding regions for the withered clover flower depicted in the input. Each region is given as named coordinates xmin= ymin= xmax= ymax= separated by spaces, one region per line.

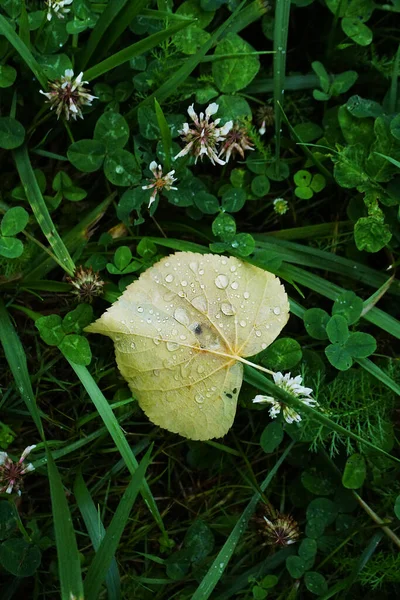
xmin=142 ymin=161 xmax=178 ymax=208
xmin=218 ymin=122 xmax=254 ymax=163
xmin=174 ymin=103 xmax=233 ymax=166
xmin=0 ymin=445 xmax=36 ymax=495
xmin=67 ymin=266 xmax=104 ymax=303
xmin=259 ymin=512 xmax=300 ymax=546
xmin=253 ymin=372 xmax=317 ymax=424
xmin=40 ymin=69 xmax=96 ymax=121
xmin=256 ymin=105 xmax=275 ymax=135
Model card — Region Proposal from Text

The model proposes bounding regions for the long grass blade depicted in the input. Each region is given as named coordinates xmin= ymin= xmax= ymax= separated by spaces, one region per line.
xmin=84 ymin=20 xmax=193 ymax=81
xmin=154 ymin=98 xmax=172 ymax=170
xmin=78 ymin=0 xmax=129 ymax=70
xmin=0 ymin=299 xmax=43 ymax=436
xmin=65 ymin=359 xmax=165 ymax=533
xmin=74 ymin=472 xmax=121 ymax=600
xmin=191 ymin=442 xmax=294 ymax=600
xmin=96 ymin=0 xmax=150 ymax=61
xmin=46 ymin=448 xmax=84 ymax=600
xmin=0 ymin=13 xmax=47 ymax=88
xmin=13 ymin=145 xmax=75 ymax=276
xmin=83 ymin=448 xmax=152 ymax=600
xmin=273 ymin=0 xmax=291 ymax=170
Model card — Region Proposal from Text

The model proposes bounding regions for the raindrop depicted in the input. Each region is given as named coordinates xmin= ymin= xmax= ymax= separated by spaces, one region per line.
xmin=153 ymin=369 xmax=160 ymax=376
xmin=255 ymin=330 xmax=262 ymax=337
xmin=195 ymin=393 xmax=205 ymax=404
xmin=243 ymin=291 xmax=250 ymax=299
xmin=261 ymin=343 xmax=267 ymax=349
xmin=221 ymin=302 xmax=236 ymax=316
xmin=189 ymin=261 xmax=198 ymax=273
xmin=197 ymin=365 xmax=205 ymax=374
xmin=165 ymin=274 xmax=174 ymax=283
xmin=192 ymin=295 xmax=207 ymax=312
xmin=153 ymin=338 xmax=161 ymax=345
xmin=166 ymin=341 xmax=179 ymax=351
xmin=230 ymin=265 xmax=236 ymax=272
xmin=115 ymin=165 xmax=124 ymax=174
xmin=273 ymin=306 xmax=281 ymax=315
xmin=181 ymin=280 xmax=188 ymax=287
xmin=174 ymin=307 xmax=190 ymax=326
xmin=215 ymin=274 xmax=229 ymax=289
xmin=231 ymin=281 xmax=239 ymax=290
xmin=178 ymin=291 xmax=185 ymax=297
xmin=130 ymin=342 xmax=136 ymax=349
xmin=137 ymin=306 xmax=144 ymax=313
xmin=239 ymin=320 xmax=247 ymax=327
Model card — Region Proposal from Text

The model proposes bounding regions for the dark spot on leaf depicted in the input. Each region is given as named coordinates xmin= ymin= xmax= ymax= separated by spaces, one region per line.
xmin=225 ymin=392 xmax=233 ymax=399
xmin=194 ymin=323 xmax=202 ymax=335
xmin=232 ymin=388 xmax=237 ymax=394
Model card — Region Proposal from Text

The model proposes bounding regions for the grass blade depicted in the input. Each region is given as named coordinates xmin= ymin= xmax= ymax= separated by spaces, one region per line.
xmin=191 ymin=442 xmax=294 ymax=600
xmin=65 ymin=359 xmax=165 ymax=533
xmin=74 ymin=472 xmax=121 ymax=600
xmin=84 ymin=20 xmax=193 ymax=81
xmin=83 ymin=448 xmax=152 ymax=600
xmin=0 ymin=13 xmax=47 ymax=88
xmin=154 ymin=98 xmax=172 ymax=170
xmin=244 ymin=364 xmax=400 ymax=464
xmin=356 ymin=358 xmax=400 ymax=396
xmin=0 ymin=299 xmax=43 ymax=436
xmin=96 ymin=0 xmax=150 ymax=61
xmin=46 ymin=448 xmax=84 ymax=600
xmin=78 ymin=0 xmax=129 ymax=70
xmin=13 ymin=145 xmax=75 ymax=276
xmin=273 ymin=0 xmax=291 ymax=169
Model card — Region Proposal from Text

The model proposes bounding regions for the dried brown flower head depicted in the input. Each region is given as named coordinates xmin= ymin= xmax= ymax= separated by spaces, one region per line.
xmin=257 ymin=105 xmax=275 ymax=135
xmin=257 ymin=511 xmax=300 ymax=546
xmin=0 ymin=445 xmax=36 ymax=495
xmin=218 ymin=122 xmax=254 ymax=163
xmin=67 ymin=266 xmax=104 ymax=303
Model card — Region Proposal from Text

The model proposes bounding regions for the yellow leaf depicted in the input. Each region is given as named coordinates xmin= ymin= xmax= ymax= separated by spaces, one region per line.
xmin=86 ymin=252 xmax=289 ymax=440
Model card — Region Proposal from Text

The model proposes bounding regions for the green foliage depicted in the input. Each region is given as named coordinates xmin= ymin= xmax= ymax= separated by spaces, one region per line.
xmin=1 ymin=0 xmax=400 ymax=597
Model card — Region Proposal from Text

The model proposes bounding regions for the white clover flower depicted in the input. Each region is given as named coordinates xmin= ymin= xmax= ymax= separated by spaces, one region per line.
xmin=142 ymin=161 xmax=178 ymax=208
xmin=0 ymin=445 xmax=36 ymax=495
xmin=39 ymin=69 xmax=96 ymax=121
xmin=45 ymin=0 xmax=73 ymax=21
xmin=174 ymin=103 xmax=233 ymax=166
xmin=273 ymin=198 xmax=289 ymax=215
xmin=253 ymin=372 xmax=317 ymax=424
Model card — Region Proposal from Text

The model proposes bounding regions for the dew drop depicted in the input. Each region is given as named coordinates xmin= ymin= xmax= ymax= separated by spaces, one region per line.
xmin=115 ymin=165 xmax=124 ymax=174
xmin=231 ymin=281 xmax=239 ymax=290
xmin=199 ymin=269 xmax=204 ymax=275
xmin=153 ymin=338 xmax=161 ymax=345
xmin=197 ymin=365 xmax=205 ymax=374
xmin=261 ymin=343 xmax=267 ymax=349
xmin=181 ymin=280 xmax=188 ymax=287
xmin=273 ymin=306 xmax=281 ymax=315
xmin=178 ymin=291 xmax=185 ymax=298
xmin=130 ymin=342 xmax=136 ymax=349
xmin=153 ymin=369 xmax=160 ymax=376
xmin=221 ymin=302 xmax=236 ymax=316
xmin=189 ymin=261 xmax=198 ymax=273
xmin=255 ymin=330 xmax=262 ymax=337
xmin=192 ymin=295 xmax=207 ymax=312
xmin=230 ymin=265 xmax=236 ymax=272
xmin=239 ymin=320 xmax=247 ymax=327
xmin=243 ymin=291 xmax=250 ymax=299
xmin=195 ymin=393 xmax=205 ymax=404
xmin=166 ymin=341 xmax=179 ymax=351
xmin=165 ymin=274 xmax=174 ymax=283
xmin=215 ymin=274 xmax=229 ymax=289
xmin=174 ymin=307 xmax=190 ymax=326
xmin=137 ymin=306 xmax=144 ymax=313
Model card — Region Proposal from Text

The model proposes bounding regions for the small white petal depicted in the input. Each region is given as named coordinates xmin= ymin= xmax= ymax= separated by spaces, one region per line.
xmin=259 ymin=121 xmax=266 ymax=135
xmin=6 ymin=483 xmax=14 ymax=494
xmin=20 ymin=445 xmax=36 ymax=462
xmin=205 ymin=102 xmax=219 ymax=117
xmin=187 ymin=104 xmax=198 ymax=122
xmin=0 ymin=452 xmax=8 ymax=465
xmin=219 ymin=120 xmax=233 ymax=136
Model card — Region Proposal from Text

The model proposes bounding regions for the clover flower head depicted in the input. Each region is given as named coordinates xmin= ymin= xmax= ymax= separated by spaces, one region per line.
xmin=45 ymin=0 xmax=73 ymax=21
xmin=142 ymin=161 xmax=178 ymax=208
xmin=0 ymin=445 xmax=36 ymax=495
xmin=39 ymin=69 xmax=96 ymax=121
xmin=253 ymin=371 xmax=317 ymax=424
xmin=273 ymin=198 xmax=289 ymax=215
xmin=260 ymin=512 xmax=300 ymax=546
xmin=256 ymin=105 xmax=275 ymax=135
xmin=174 ymin=103 xmax=233 ymax=166
xmin=218 ymin=122 xmax=254 ymax=163
xmin=67 ymin=266 xmax=104 ymax=303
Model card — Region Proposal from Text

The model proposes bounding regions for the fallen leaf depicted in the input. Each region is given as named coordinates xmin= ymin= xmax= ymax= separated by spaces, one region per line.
xmin=86 ymin=252 xmax=289 ymax=440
